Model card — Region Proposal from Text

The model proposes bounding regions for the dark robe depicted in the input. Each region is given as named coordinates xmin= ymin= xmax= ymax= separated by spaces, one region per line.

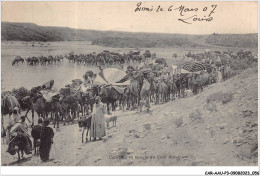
xmin=39 ymin=126 xmax=54 ymax=161
xmin=31 ymin=125 xmax=43 ymax=151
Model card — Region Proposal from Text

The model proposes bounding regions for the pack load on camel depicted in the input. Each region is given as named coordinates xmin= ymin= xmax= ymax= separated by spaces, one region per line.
xmin=94 ymin=67 xmax=130 ymax=86
xmin=152 ymin=64 xmax=164 ymax=73
xmin=70 ymin=79 xmax=83 ymax=94
xmin=72 ymin=79 xmax=83 ymax=87
xmin=136 ymin=67 xmax=153 ymax=80
xmin=176 ymin=62 xmax=213 ymax=94
xmin=83 ymin=71 xmax=96 ymax=88
xmin=155 ymin=58 xmax=167 ymax=66
xmin=138 ymin=65 xmax=152 ymax=74
xmin=163 ymin=66 xmax=173 ymax=73
xmin=177 ymin=61 xmax=213 ymax=74
xmin=41 ymin=80 xmax=54 ymax=91
xmin=60 ymin=87 xmax=70 ymax=96
xmin=40 ymin=80 xmax=59 ymax=102
xmin=94 ymin=67 xmax=130 ymax=114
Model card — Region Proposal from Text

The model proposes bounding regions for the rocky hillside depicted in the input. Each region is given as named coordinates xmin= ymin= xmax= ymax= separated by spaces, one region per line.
xmin=1 ymin=22 xmax=100 ymax=42
xmin=206 ymin=34 xmax=258 ymax=48
xmin=2 ymin=22 xmax=258 ymax=48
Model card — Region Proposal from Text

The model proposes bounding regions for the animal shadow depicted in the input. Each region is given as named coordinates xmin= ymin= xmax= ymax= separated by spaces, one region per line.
xmin=9 ymin=156 xmax=32 ymax=166
xmin=107 ymin=126 xmax=117 ymax=130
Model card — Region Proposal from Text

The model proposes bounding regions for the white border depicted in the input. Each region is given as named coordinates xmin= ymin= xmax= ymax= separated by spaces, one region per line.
xmin=1 ymin=0 xmax=259 ymax=175
xmin=1 ymin=166 xmax=259 ymax=175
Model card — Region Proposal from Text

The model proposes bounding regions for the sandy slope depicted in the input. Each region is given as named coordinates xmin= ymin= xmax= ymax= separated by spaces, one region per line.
xmin=1 ymin=66 xmax=258 ymax=166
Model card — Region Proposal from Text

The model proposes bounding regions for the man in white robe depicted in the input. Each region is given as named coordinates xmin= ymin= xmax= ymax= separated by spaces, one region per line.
xmin=90 ymin=97 xmax=106 ymax=141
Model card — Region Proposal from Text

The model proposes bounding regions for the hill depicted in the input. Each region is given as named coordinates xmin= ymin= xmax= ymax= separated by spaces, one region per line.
xmin=1 ymin=22 xmax=258 ymax=48
xmin=206 ymin=34 xmax=258 ymax=48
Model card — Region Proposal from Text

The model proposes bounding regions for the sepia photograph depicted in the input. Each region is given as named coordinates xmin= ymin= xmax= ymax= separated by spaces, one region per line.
xmin=0 ymin=0 xmax=258 ymax=171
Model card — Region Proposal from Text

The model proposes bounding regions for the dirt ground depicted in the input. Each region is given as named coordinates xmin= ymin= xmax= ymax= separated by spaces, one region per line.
xmin=1 ymin=64 xmax=257 ymax=166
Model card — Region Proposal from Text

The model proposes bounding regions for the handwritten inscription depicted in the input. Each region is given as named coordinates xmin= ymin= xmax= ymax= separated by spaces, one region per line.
xmin=134 ymin=2 xmax=218 ymax=24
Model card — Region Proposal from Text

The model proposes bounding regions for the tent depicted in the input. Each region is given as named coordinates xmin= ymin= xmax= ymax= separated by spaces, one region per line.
xmin=94 ymin=67 xmax=130 ymax=86
xmin=202 ymin=63 xmax=213 ymax=73
xmin=177 ymin=62 xmax=207 ymax=72
xmin=180 ymin=69 xmax=201 ymax=74
xmin=180 ymin=69 xmax=191 ymax=74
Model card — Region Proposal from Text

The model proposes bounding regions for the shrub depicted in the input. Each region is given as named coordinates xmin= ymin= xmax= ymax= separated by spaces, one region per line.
xmin=207 ymin=91 xmax=233 ymax=104
xmin=143 ymin=124 xmax=151 ymax=131
xmin=205 ymin=103 xmax=217 ymax=112
xmin=117 ymin=148 xmax=129 ymax=159
xmin=221 ymin=92 xmax=234 ymax=104
xmin=207 ymin=92 xmax=222 ymax=103
xmin=189 ymin=109 xmax=202 ymax=121
xmin=174 ymin=116 xmax=183 ymax=128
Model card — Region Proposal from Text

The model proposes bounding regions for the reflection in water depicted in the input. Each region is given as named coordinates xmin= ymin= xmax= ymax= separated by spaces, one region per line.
xmin=2 ymin=60 xmax=142 ymax=91
xmin=2 ymin=60 xmax=98 ymax=90
xmin=1 ymin=41 xmax=142 ymax=91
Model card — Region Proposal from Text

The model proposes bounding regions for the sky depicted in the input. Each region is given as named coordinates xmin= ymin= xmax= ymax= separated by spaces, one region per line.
xmin=1 ymin=1 xmax=258 ymax=34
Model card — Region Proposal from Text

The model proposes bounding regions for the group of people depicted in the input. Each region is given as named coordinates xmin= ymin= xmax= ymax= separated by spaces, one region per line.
xmin=4 ymin=95 xmax=106 ymax=162
xmin=5 ymin=107 xmax=55 ymax=162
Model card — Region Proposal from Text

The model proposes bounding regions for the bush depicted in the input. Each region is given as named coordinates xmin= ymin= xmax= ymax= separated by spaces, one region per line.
xmin=230 ymin=58 xmax=257 ymax=71
xmin=117 ymin=148 xmax=129 ymax=159
xmin=207 ymin=92 xmax=222 ymax=103
xmin=221 ymin=92 xmax=234 ymax=104
xmin=174 ymin=116 xmax=183 ymax=128
xmin=189 ymin=109 xmax=202 ymax=121
xmin=143 ymin=124 xmax=151 ymax=131
xmin=207 ymin=91 xmax=233 ymax=104
xmin=205 ymin=103 xmax=217 ymax=112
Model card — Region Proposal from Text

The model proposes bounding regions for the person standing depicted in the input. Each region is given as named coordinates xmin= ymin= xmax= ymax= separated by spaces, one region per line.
xmin=90 ymin=97 xmax=106 ymax=141
xmin=31 ymin=118 xmax=44 ymax=154
xmin=39 ymin=119 xmax=54 ymax=162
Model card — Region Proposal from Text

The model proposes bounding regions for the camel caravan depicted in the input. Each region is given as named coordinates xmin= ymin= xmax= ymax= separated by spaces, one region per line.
xmin=5 ymin=49 xmax=257 ymax=124
xmin=64 ymin=50 xmax=156 ymax=66
xmin=11 ymin=50 xmax=156 ymax=67
xmin=2 ymin=49 xmax=257 ymax=161
xmin=12 ymin=55 xmax=64 ymax=66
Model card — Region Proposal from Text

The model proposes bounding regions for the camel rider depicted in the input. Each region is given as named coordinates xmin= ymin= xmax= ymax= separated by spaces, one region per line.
xmin=83 ymin=75 xmax=93 ymax=88
xmin=9 ymin=107 xmax=21 ymax=127
xmin=42 ymin=80 xmax=54 ymax=91
xmin=6 ymin=107 xmax=21 ymax=145
xmin=83 ymin=70 xmax=96 ymax=89
xmin=8 ymin=116 xmax=32 ymax=155
xmin=9 ymin=116 xmax=28 ymax=139
xmin=17 ymin=116 xmax=29 ymax=134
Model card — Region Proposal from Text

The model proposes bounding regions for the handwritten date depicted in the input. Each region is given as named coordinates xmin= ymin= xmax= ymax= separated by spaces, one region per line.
xmin=134 ymin=2 xmax=217 ymax=24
